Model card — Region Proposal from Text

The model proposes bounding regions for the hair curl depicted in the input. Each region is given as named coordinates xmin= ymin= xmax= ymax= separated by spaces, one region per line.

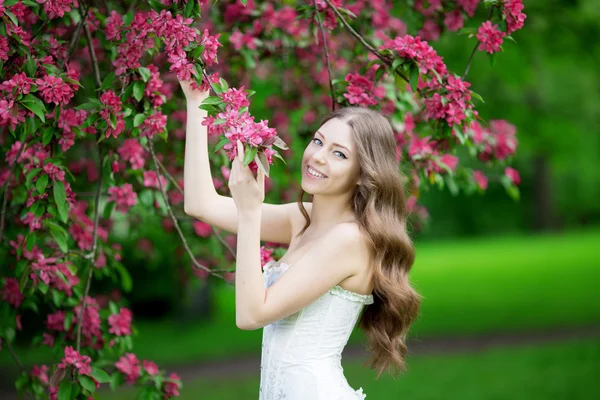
xmin=295 ymin=106 xmax=422 ymax=378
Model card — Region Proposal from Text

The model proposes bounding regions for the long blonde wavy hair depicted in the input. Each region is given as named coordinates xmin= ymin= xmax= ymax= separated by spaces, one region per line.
xmin=296 ymin=106 xmax=422 ymax=378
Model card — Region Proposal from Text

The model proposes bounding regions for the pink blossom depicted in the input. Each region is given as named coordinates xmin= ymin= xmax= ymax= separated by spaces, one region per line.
xmin=46 ymin=311 xmax=64 ymax=331
xmin=115 ymin=353 xmax=141 ymax=384
xmin=31 ymin=365 xmax=49 ymax=384
xmin=22 ymin=212 xmax=42 ymax=232
xmin=43 ymin=163 xmax=65 ymax=182
xmin=141 ymin=111 xmax=167 ymax=138
xmin=437 ymin=154 xmax=459 ymax=172
xmin=1 ymin=278 xmax=23 ymax=308
xmin=503 ymin=0 xmax=526 ymax=34
xmin=457 ymin=0 xmax=480 ymax=17
xmin=199 ymin=28 xmax=222 ymax=66
xmin=473 ymin=170 xmax=488 ymax=190
xmin=36 ymin=0 xmax=78 ymax=20
xmin=35 ymin=75 xmax=74 ymax=105
xmin=108 ymin=183 xmax=138 ymax=213
xmin=193 ymin=221 xmax=212 ymax=237
xmin=0 ymin=36 xmax=8 ymax=61
xmin=105 ymin=10 xmax=123 ymax=41
xmin=444 ymin=10 xmax=464 ymax=31
xmin=118 ymin=139 xmax=146 ymax=170
xmin=343 ymin=73 xmax=378 ymax=107
xmin=58 ymin=346 xmax=92 ymax=376
xmin=143 ymin=171 xmax=166 ymax=189
xmin=0 ymin=99 xmax=26 ymax=130
xmin=143 ymin=360 xmax=159 ymax=376
xmin=42 ymin=332 xmax=55 ymax=347
xmin=505 ymin=167 xmax=521 ymax=185
xmin=477 ymin=21 xmax=505 ymax=54
xmin=72 ymin=297 xmax=102 ymax=344
xmin=0 ymin=72 xmax=34 ymax=96
xmin=229 ymin=30 xmax=258 ymax=50
xmin=418 ymin=19 xmax=441 ymax=41
xmin=108 ymin=308 xmax=133 ymax=336
xmin=163 ymin=372 xmax=182 ymax=399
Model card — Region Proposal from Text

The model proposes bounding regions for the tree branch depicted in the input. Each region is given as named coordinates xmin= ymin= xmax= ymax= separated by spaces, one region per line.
xmin=76 ymin=2 xmax=105 ymax=353
xmin=0 ymin=141 xmax=27 ymax=241
xmin=148 ymin=140 xmax=227 ymax=281
xmin=313 ymin=0 xmax=336 ymax=112
xmin=147 ymin=148 xmax=237 ymax=258
xmin=462 ymin=6 xmax=496 ymax=80
xmin=5 ymin=341 xmax=25 ymax=372
xmin=322 ymin=0 xmax=410 ymax=85
xmin=63 ymin=3 xmax=91 ymax=69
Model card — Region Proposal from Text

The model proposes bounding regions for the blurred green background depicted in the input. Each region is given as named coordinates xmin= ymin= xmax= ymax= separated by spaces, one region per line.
xmin=2 ymin=0 xmax=600 ymax=399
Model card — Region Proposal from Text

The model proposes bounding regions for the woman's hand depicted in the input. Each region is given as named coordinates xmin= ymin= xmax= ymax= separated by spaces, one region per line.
xmin=229 ymin=140 xmax=265 ymax=215
xmin=178 ymin=77 xmax=210 ymax=104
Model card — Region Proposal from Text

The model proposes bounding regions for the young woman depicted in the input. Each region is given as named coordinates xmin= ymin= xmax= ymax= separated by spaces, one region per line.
xmin=180 ymin=79 xmax=422 ymax=399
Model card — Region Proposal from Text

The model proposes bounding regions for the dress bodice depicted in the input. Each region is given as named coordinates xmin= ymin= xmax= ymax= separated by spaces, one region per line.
xmin=259 ymin=260 xmax=373 ymax=400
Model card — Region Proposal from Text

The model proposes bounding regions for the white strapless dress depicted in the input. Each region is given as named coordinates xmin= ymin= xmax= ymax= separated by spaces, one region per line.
xmin=259 ymin=259 xmax=374 ymax=400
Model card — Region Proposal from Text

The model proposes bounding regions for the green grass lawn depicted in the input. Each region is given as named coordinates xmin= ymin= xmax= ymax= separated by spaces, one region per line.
xmin=102 ymin=336 xmax=600 ymax=400
xmin=2 ymin=228 xmax=599 ymax=369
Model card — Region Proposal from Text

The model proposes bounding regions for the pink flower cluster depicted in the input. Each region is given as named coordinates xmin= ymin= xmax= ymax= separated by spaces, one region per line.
xmin=343 ymin=72 xmax=381 ymax=107
xmin=100 ymin=90 xmax=125 ymax=139
xmin=476 ymin=21 xmax=506 ymax=54
xmin=503 ymin=0 xmax=527 ymax=34
xmin=36 ymin=0 xmax=78 ymax=20
xmin=118 ymin=139 xmax=146 ymax=170
xmin=35 ymin=75 xmax=75 ymax=105
xmin=140 ymin=111 xmax=167 ymax=138
xmin=202 ymin=87 xmax=279 ymax=168
xmin=108 ymin=183 xmax=138 ymax=213
xmin=58 ymin=346 xmax=92 ymax=376
xmin=143 ymin=171 xmax=167 ymax=189
xmin=468 ymin=120 xmax=518 ymax=162
xmin=57 ymin=108 xmax=87 ymax=152
xmin=1 ymin=72 xmax=34 ymax=96
xmin=69 ymin=201 xmax=109 ymax=251
xmin=108 ymin=307 xmax=133 ymax=336
xmin=1 ymin=278 xmax=23 ymax=308
xmin=30 ymin=256 xmax=80 ymax=296
xmin=110 ymin=12 xmax=155 ymax=75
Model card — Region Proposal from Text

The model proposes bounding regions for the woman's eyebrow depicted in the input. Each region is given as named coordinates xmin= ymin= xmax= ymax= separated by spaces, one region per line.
xmin=316 ymin=131 xmax=351 ymax=153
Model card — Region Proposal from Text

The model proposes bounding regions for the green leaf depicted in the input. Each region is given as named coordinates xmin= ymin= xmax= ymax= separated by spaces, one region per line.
xmin=134 ymin=113 xmax=146 ymax=127
xmin=409 ymin=70 xmax=420 ymax=93
xmin=212 ymin=118 xmax=226 ymax=125
xmin=138 ymin=67 xmax=151 ymax=82
xmin=38 ymin=282 xmax=48 ymax=294
xmin=78 ymin=375 xmax=96 ymax=392
xmin=63 ymin=77 xmax=82 ymax=87
xmin=100 ymin=72 xmax=116 ymax=90
xmin=25 ymin=168 xmax=42 ymax=187
xmin=4 ymin=10 xmax=18 ymax=27
xmin=24 ymin=56 xmax=37 ymax=76
xmin=48 ymin=221 xmax=69 ymax=253
xmin=52 ymin=289 xmax=63 ymax=308
xmin=114 ymin=263 xmax=133 ymax=292
xmin=213 ymin=137 xmax=229 ymax=153
xmin=36 ymin=174 xmax=48 ymax=194
xmin=243 ymin=146 xmax=258 ymax=166
xmin=58 ymin=377 xmax=72 ymax=400
xmin=19 ymin=96 xmax=46 ymax=122
xmin=109 ymin=113 xmax=117 ymax=129
xmin=200 ymin=96 xmax=222 ymax=105
xmin=64 ymin=311 xmax=73 ymax=331
xmin=103 ymin=200 xmax=115 ymax=220
xmin=42 ymin=127 xmax=54 ymax=146
xmin=91 ymin=367 xmax=111 ymax=384
xmin=471 ymin=91 xmax=484 ymax=103
xmin=240 ymin=0 xmax=248 ymax=5
xmin=26 ymin=233 xmax=36 ymax=251
xmin=133 ymin=80 xmax=145 ymax=102
xmin=53 ymin=181 xmax=69 ymax=223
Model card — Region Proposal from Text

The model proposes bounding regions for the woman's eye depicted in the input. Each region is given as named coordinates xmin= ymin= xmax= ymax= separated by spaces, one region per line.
xmin=312 ymin=138 xmax=346 ymax=159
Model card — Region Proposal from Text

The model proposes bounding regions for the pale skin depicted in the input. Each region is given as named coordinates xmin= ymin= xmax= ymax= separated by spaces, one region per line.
xmin=180 ymin=78 xmax=373 ymax=331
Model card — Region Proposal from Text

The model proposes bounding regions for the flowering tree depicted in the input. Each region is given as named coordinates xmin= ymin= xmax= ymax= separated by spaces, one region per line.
xmin=0 ymin=0 xmax=525 ymax=398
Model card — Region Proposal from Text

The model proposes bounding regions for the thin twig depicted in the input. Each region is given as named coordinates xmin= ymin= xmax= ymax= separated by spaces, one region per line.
xmin=63 ymin=3 xmax=91 ymax=69
xmin=147 ymin=149 xmax=237 ymax=258
xmin=84 ymin=21 xmax=102 ymax=88
xmin=148 ymin=140 xmax=226 ymax=280
xmin=6 ymin=341 xmax=25 ymax=372
xmin=75 ymin=2 xmax=104 ymax=353
xmin=462 ymin=6 xmax=496 ymax=80
xmin=313 ymin=0 xmax=336 ymax=112
xmin=0 ymin=141 xmax=27 ymax=241
xmin=322 ymin=0 xmax=410 ymax=84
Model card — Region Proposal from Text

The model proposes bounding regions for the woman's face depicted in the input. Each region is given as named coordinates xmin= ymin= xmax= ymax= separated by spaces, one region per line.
xmin=301 ymin=118 xmax=361 ymax=195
